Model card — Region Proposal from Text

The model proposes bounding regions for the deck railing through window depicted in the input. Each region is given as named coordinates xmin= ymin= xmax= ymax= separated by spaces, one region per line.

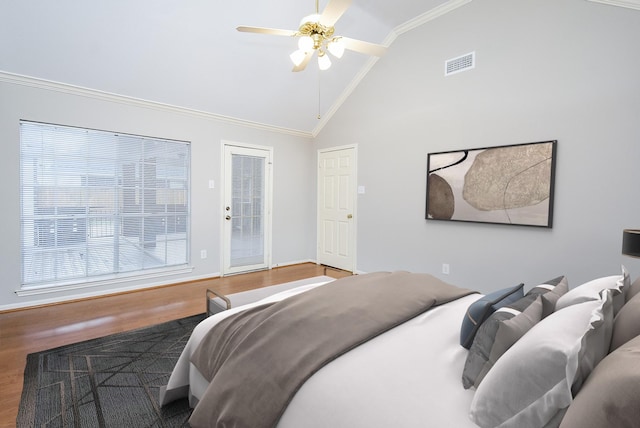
xmin=19 ymin=121 xmax=191 ymax=289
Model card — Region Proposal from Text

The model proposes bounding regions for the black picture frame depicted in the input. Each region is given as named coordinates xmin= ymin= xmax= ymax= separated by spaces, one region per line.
xmin=426 ymin=140 xmax=557 ymax=227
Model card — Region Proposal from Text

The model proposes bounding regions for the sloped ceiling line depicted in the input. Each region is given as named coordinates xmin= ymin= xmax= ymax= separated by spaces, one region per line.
xmin=311 ymin=0 xmax=474 ymax=136
xmin=395 ymin=0 xmax=473 ymax=35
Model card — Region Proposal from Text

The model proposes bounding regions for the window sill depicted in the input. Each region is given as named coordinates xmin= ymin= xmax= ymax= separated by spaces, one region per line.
xmin=15 ymin=265 xmax=195 ymax=297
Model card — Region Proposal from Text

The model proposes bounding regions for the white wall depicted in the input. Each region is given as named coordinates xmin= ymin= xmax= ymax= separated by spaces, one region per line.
xmin=314 ymin=0 xmax=640 ymax=293
xmin=0 ymin=80 xmax=316 ymax=309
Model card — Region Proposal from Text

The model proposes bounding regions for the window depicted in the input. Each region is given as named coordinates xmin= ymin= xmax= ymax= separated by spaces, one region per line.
xmin=19 ymin=121 xmax=190 ymax=290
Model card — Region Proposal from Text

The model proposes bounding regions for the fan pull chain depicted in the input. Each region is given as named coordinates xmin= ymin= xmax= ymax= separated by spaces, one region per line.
xmin=317 ymin=71 xmax=321 ymax=119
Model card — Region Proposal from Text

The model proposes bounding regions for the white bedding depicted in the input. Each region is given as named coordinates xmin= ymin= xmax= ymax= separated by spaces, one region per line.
xmin=161 ymin=278 xmax=479 ymax=427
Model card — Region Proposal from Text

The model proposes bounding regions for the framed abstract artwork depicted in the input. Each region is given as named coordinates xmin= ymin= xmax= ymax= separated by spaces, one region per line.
xmin=426 ymin=140 xmax=557 ymax=227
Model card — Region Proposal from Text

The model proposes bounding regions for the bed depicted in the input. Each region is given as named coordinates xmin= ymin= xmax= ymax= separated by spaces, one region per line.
xmin=160 ymin=268 xmax=640 ymax=428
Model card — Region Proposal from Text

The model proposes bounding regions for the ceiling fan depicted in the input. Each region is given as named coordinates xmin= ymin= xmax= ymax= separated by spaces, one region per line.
xmin=237 ymin=0 xmax=388 ymax=72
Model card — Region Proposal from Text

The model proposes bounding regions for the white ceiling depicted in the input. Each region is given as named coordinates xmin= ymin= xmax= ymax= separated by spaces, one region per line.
xmin=0 ymin=0 xmax=469 ymax=135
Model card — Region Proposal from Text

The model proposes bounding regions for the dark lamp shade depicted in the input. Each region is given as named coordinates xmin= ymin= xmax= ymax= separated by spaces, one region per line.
xmin=622 ymin=229 xmax=640 ymax=258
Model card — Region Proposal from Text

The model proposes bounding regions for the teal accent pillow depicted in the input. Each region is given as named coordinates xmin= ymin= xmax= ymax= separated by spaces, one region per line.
xmin=460 ymin=284 xmax=525 ymax=349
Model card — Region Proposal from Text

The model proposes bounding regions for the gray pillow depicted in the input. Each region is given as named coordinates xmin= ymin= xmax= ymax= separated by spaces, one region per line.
xmin=560 ymin=334 xmax=640 ymax=428
xmin=462 ymin=295 xmax=543 ymax=389
xmin=525 ymin=275 xmax=569 ymax=318
xmin=610 ymin=290 xmax=640 ymax=351
xmin=627 ymin=276 xmax=640 ymax=302
xmin=470 ymin=290 xmax=614 ymax=428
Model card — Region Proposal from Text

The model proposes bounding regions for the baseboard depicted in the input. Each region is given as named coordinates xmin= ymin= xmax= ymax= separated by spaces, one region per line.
xmin=1 ymin=272 xmax=216 ymax=313
xmin=0 ymin=260 xmax=324 ymax=313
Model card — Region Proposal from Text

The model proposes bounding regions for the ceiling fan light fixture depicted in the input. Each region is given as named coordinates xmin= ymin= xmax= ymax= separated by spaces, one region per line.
xmin=290 ymin=49 xmax=307 ymax=67
xmin=298 ymin=35 xmax=314 ymax=52
xmin=318 ymin=51 xmax=331 ymax=70
xmin=237 ymin=0 xmax=387 ymax=73
xmin=327 ymin=37 xmax=345 ymax=58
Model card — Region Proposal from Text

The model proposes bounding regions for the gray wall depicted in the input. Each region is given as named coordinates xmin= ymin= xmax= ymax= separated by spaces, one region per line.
xmin=2 ymin=0 xmax=640 ymax=309
xmin=0 ymin=81 xmax=316 ymax=309
xmin=314 ymin=0 xmax=640 ymax=293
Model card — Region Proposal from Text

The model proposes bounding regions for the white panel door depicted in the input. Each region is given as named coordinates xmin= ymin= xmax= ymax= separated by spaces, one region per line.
xmin=222 ymin=144 xmax=272 ymax=275
xmin=317 ymin=146 xmax=356 ymax=272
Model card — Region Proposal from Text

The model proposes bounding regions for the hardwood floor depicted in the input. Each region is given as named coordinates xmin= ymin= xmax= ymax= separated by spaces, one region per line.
xmin=0 ymin=263 xmax=350 ymax=427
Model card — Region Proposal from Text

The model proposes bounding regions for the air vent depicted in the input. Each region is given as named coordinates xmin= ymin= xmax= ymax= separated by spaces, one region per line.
xmin=445 ymin=52 xmax=475 ymax=76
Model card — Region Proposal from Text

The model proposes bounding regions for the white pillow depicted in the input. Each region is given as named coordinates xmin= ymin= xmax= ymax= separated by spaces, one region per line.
xmin=469 ymin=290 xmax=614 ymax=428
xmin=555 ymin=266 xmax=628 ymax=314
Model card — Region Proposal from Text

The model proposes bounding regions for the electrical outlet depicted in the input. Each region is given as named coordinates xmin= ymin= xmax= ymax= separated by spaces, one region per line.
xmin=200 ymin=250 xmax=207 ymax=259
xmin=442 ymin=263 xmax=450 ymax=275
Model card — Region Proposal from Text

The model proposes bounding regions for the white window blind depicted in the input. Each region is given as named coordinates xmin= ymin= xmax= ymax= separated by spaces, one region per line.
xmin=19 ymin=121 xmax=190 ymax=289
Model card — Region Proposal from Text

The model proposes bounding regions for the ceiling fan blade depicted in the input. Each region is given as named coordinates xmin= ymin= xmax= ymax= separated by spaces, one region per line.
xmin=236 ymin=26 xmax=297 ymax=37
xmin=320 ymin=0 xmax=352 ymax=27
xmin=292 ymin=51 xmax=314 ymax=72
xmin=341 ymin=37 xmax=388 ymax=57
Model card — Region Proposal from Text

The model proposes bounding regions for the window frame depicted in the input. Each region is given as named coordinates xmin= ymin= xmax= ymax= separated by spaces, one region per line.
xmin=18 ymin=120 xmax=192 ymax=293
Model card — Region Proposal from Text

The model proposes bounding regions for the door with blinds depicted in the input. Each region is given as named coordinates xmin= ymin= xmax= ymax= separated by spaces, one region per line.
xmin=222 ymin=144 xmax=272 ymax=275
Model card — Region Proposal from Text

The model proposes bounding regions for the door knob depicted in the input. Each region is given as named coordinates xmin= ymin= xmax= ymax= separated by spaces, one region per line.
xmin=347 ymin=214 xmax=353 ymax=219
xmin=225 ymin=215 xmax=231 ymax=220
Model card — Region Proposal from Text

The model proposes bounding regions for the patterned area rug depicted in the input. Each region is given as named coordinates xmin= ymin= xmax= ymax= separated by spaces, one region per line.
xmin=18 ymin=314 xmax=206 ymax=427
xmin=17 ymin=276 xmax=335 ymax=427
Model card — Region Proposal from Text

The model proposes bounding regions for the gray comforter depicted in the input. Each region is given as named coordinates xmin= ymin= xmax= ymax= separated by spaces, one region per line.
xmin=188 ymin=271 xmax=475 ymax=428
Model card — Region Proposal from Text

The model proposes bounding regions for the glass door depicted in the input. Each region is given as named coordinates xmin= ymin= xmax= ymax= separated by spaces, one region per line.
xmin=222 ymin=144 xmax=272 ymax=275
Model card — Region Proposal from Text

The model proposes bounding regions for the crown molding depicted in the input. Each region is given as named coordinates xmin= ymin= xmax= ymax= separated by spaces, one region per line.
xmin=587 ymin=0 xmax=640 ymax=10
xmin=312 ymin=56 xmax=382 ymax=137
xmin=0 ymin=71 xmax=313 ymax=138
xmin=312 ymin=36 xmax=395 ymax=137
xmin=395 ymin=0 xmax=473 ymax=35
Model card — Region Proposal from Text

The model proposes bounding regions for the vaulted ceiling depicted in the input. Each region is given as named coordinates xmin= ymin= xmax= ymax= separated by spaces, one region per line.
xmin=1 ymin=0 xmax=471 ymax=135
